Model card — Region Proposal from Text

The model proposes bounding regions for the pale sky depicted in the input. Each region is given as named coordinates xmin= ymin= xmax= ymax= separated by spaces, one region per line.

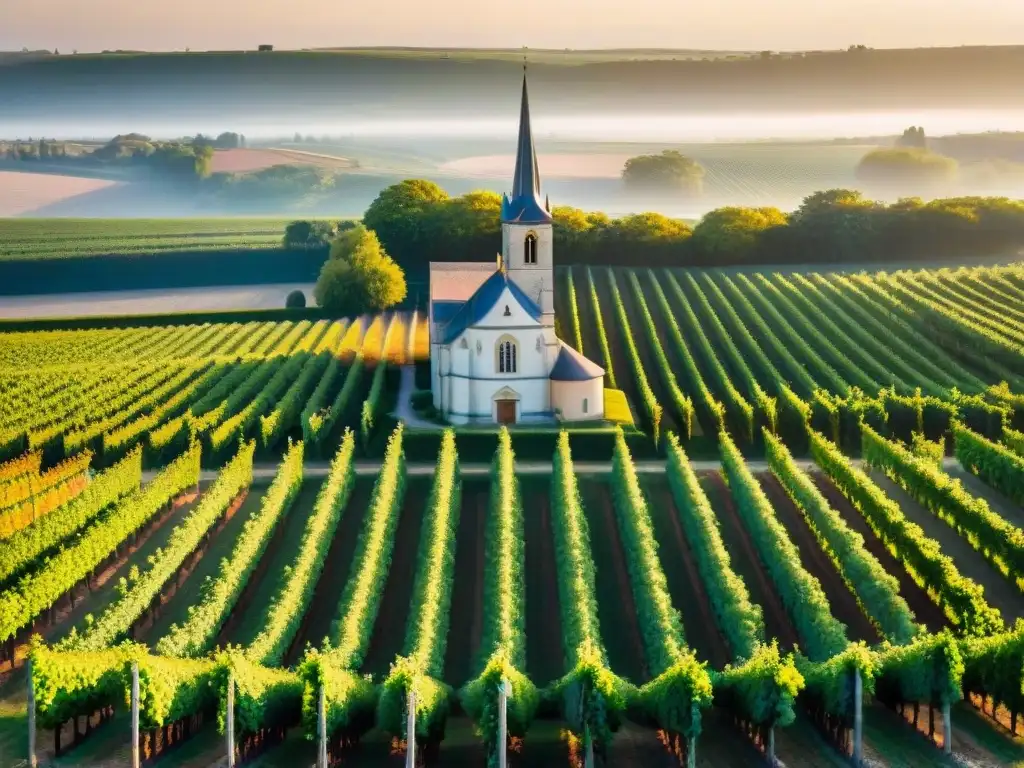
xmin=5 ymin=0 xmax=1023 ymax=53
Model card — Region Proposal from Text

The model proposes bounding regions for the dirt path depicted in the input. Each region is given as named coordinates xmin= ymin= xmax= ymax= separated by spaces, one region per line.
xmin=359 ymin=478 xmax=425 ymax=680
xmin=868 ymin=469 xmax=1024 ymax=623
xmin=521 ymin=477 xmax=565 ymax=687
xmin=641 ymin=474 xmax=731 ymax=670
xmin=813 ymin=474 xmax=950 ymax=633
xmin=284 ymin=479 xmax=373 ymax=666
xmin=578 ymin=478 xmax=649 ymax=686
xmin=443 ymin=479 xmax=488 ymax=688
xmin=219 ymin=481 xmax=321 ymax=648
xmin=757 ymin=473 xmax=879 ymax=645
xmin=774 ymin=714 xmax=853 ymax=768
xmin=701 ymin=472 xmax=800 ymax=652
xmin=140 ymin=486 xmax=266 ymax=645
xmin=945 ymin=466 xmax=1024 ymax=530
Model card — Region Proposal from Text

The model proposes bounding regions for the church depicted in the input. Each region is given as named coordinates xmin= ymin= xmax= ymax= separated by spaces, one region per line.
xmin=429 ymin=75 xmax=606 ymax=425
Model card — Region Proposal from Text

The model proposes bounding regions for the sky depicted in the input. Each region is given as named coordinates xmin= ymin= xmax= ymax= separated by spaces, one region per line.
xmin=5 ymin=0 xmax=1023 ymax=53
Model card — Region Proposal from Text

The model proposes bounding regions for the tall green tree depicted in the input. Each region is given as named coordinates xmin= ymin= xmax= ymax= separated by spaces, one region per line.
xmin=315 ymin=226 xmax=407 ymax=314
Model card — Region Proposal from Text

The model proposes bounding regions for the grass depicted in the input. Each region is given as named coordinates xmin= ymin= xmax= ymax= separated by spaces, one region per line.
xmin=603 ymin=388 xmax=634 ymax=426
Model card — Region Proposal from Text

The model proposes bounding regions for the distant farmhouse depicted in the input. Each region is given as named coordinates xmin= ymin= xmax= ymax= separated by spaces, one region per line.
xmin=428 ymin=75 xmax=606 ymax=425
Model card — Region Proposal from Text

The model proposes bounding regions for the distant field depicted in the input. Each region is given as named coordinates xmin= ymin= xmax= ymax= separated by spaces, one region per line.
xmin=0 ymin=218 xmax=299 ymax=260
xmin=211 ymin=148 xmax=354 ymax=174
xmin=0 ymin=171 xmax=121 ymax=217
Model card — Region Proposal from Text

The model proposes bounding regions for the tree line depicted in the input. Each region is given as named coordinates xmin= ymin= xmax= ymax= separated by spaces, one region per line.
xmin=285 ymin=180 xmax=1024 ymax=271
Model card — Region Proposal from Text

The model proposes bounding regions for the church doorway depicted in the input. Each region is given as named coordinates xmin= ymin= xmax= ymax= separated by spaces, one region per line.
xmin=496 ymin=399 xmax=517 ymax=425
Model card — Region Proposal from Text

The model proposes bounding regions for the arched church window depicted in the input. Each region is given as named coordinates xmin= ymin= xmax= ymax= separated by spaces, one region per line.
xmin=524 ymin=233 xmax=537 ymax=265
xmin=496 ymin=335 xmax=518 ymax=374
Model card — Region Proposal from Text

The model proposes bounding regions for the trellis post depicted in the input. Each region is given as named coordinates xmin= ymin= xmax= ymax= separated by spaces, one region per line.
xmin=317 ymin=685 xmax=327 ymax=768
xmin=131 ymin=662 xmax=140 ymax=768
xmin=405 ymin=688 xmax=416 ymax=768
xmin=27 ymin=658 xmax=37 ymax=768
xmin=584 ymin=723 xmax=594 ymax=768
xmin=943 ymin=702 xmax=952 ymax=755
xmin=853 ymin=668 xmax=863 ymax=766
xmin=498 ymin=678 xmax=510 ymax=768
xmin=767 ymin=726 xmax=775 ymax=766
xmin=226 ymin=674 xmax=235 ymax=768
xmin=687 ymin=734 xmax=696 ymax=768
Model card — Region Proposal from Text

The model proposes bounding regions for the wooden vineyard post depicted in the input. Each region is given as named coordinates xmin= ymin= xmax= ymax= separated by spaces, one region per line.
xmin=27 ymin=658 xmax=37 ymax=768
xmin=767 ymin=726 xmax=775 ymax=766
xmin=405 ymin=688 xmax=416 ymax=768
xmin=317 ymin=685 xmax=327 ymax=768
xmin=584 ymin=724 xmax=594 ymax=768
xmin=943 ymin=702 xmax=952 ymax=755
xmin=853 ymin=668 xmax=863 ymax=766
xmin=687 ymin=734 xmax=696 ymax=768
xmin=226 ymin=674 xmax=235 ymax=768
xmin=498 ymin=678 xmax=510 ymax=768
xmin=131 ymin=662 xmax=140 ymax=768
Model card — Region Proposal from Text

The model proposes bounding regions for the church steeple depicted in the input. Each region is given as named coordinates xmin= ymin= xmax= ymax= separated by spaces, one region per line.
xmin=502 ymin=69 xmax=552 ymax=224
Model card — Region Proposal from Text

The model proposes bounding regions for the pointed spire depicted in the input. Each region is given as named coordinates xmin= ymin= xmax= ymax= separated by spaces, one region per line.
xmin=511 ymin=71 xmax=541 ymax=200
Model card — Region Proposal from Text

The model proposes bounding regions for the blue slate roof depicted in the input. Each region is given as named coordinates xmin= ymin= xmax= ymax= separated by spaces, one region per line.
xmin=431 ymin=300 xmax=465 ymax=326
xmin=502 ymin=74 xmax=552 ymax=225
xmin=440 ymin=269 xmax=542 ymax=344
xmin=550 ymin=342 xmax=605 ymax=381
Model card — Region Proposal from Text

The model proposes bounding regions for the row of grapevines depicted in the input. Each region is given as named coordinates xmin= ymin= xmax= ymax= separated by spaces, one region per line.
xmin=460 ymin=428 xmax=539 ymax=766
xmin=635 ymin=271 xmax=715 ymax=437
xmin=324 ymin=425 xmax=406 ymax=668
xmin=585 ymin=267 xmax=617 ymax=389
xmin=0 ymin=450 xmax=92 ymax=512
xmin=874 ymin=631 xmax=962 ymax=712
xmin=953 ymin=421 xmax=1024 ymax=506
xmin=211 ymin=651 xmax=302 ymax=737
xmin=719 ymin=430 xmax=847 ymax=661
xmin=566 ymin=266 xmax=584 ymax=354
xmin=308 ymin=355 xmax=366 ymax=446
xmin=132 ymin=652 xmax=217 ymax=729
xmin=1003 ymin=425 xmax=1024 ymax=458
xmin=378 ymin=430 xmax=460 ymax=747
xmin=208 ymin=356 xmax=308 ymax=456
xmin=735 ymin=274 xmax=852 ymax=394
xmin=259 ymin=353 xmax=332 ymax=450
xmin=664 ymin=272 xmax=754 ymax=440
xmin=0 ymin=449 xmax=141 ymax=583
xmin=359 ymin=362 xmax=388 ymax=448
xmin=245 ymin=430 xmax=357 ymax=666
xmin=809 ymin=274 xmax=962 ymax=394
xmin=959 ymin=622 xmax=1024 ymax=721
xmin=664 ymin=433 xmax=764 ymax=660
xmin=764 ymin=430 xmax=918 ymax=644
xmin=610 ymin=429 xmax=713 ymax=741
xmin=862 ymin=423 xmax=1024 ymax=589
xmin=809 ymin=429 xmax=1002 ymax=636
xmin=0 ymin=473 xmax=91 ymax=538
xmin=909 ymin=272 xmax=1024 ymax=347
xmin=156 ymin=441 xmax=304 ymax=658
xmin=0 ymin=451 xmax=41 ymax=483
xmin=548 ymin=431 xmax=628 ymax=755
xmin=190 ymin=359 xmax=276 ymax=418
xmin=0 ymin=444 xmax=201 ymax=643
xmin=605 ymin=270 xmax=665 ymax=442
xmin=300 ymin=356 xmax=345 ymax=441
xmin=63 ymin=442 xmax=256 ymax=651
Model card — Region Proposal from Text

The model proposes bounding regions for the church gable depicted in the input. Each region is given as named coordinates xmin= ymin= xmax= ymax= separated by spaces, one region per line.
xmin=476 ymin=283 xmax=542 ymax=328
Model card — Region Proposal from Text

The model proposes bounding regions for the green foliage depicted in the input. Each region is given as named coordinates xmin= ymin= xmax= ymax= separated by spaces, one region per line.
xmin=0 ymin=443 xmax=201 ymax=643
xmin=377 ymin=657 xmax=451 ymax=749
xmin=953 ymin=420 xmax=1024 ymax=506
xmin=910 ymin=431 xmax=945 ymax=467
xmin=713 ymin=642 xmax=803 ymax=731
xmin=765 ymin=430 xmax=919 ymax=645
xmin=664 ymin=434 xmax=764 ymax=660
xmin=282 ymin=220 xmax=338 ymax=249
xmin=298 ymin=647 xmax=377 ymax=742
xmin=810 ymin=429 xmax=1002 ymax=636
xmin=359 ymin=362 xmax=388 ymax=449
xmin=1003 ymin=425 xmax=1024 ymax=458
xmin=156 ymin=442 xmax=303 ymax=657
xmin=260 ymin=353 xmax=332 ymax=450
xmin=0 ymin=447 xmax=142 ymax=584
xmin=211 ymin=650 xmax=303 ymax=736
xmin=63 ymin=441 xmax=255 ymax=651
xmin=863 ymin=422 xmax=1024 ymax=593
xmin=960 ymin=620 xmax=1024 ymax=719
xmin=638 ymin=653 xmax=713 ymax=740
xmin=285 ymin=289 xmax=307 ymax=309
xmin=461 ymin=654 xmax=539 ymax=767
xmin=719 ymin=430 xmax=847 ymax=662
xmin=306 ymin=355 xmax=365 ymax=446
xmin=363 ymin=179 xmax=450 ymax=262
xmin=690 ymin=206 xmax=787 ymax=262
xmin=325 ymin=425 xmax=405 ymax=669
xmin=604 ymin=269 xmax=664 ymax=443
xmin=130 ymin=653 xmax=217 ymax=729
xmin=622 ymin=150 xmax=705 ymax=195
xmin=856 ymin=147 xmax=958 ymax=189
xmin=875 ymin=631 xmax=964 ymax=708
xmin=585 ymin=267 xmax=617 ymax=389
xmin=565 ymin=266 xmax=584 ymax=354
xmin=314 ymin=227 xmax=407 ymax=314
xmin=246 ymin=430 xmax=356 ymax=666
xmin=798 ymin=643 xmax=876 ymax=727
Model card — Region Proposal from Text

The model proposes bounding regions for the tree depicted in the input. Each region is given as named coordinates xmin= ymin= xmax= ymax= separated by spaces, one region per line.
xmin=856 ymin=148 xmax=958 ymax=193
xmin=283 ymin=220 xmax=336 ymax=249
xmin=896 ymin=126 xmax=927 ymax=149
xmin=315 ymin=227 xmax=407 ymax=314
xmin=621 ymin=150 xmax=705 ymax=195
xmin=285 ymin=290 xmax=307 ymax=309
xmin=363 ymin=179 xmax=450 ymax=263
xmin=690 ymin=206 xmax=787 ymax=262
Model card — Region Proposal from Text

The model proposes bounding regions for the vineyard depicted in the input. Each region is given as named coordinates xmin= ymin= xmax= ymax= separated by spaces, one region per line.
xmin=0 ymin=219 xmax=302 ymax=261
xmin=3 ymin=261 xmax=1024 ymax=766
